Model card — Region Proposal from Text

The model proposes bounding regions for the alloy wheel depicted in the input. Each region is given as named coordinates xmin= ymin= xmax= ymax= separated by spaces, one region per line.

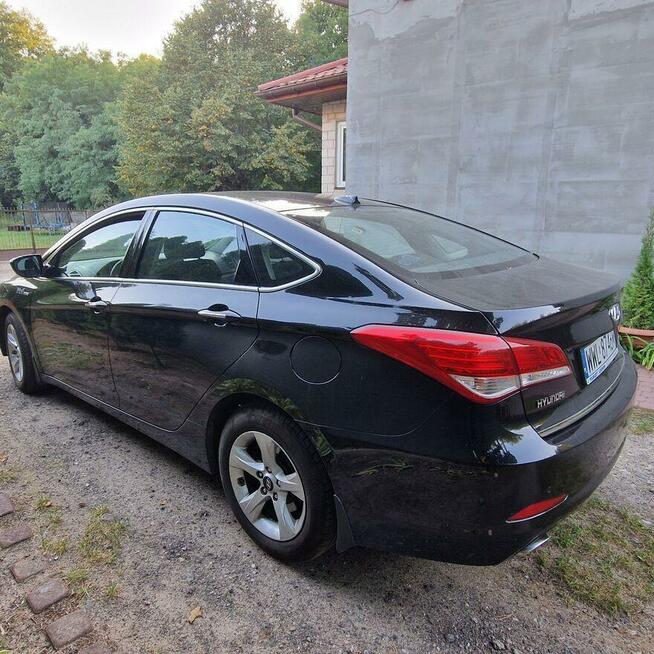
xmin=6 ymin=324 xmax=23 ymax=383
xmin=228 ymin=430 xmax=306 ymax=541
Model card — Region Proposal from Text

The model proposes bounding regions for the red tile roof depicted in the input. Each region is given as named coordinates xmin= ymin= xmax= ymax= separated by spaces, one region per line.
xmin=256 ymin=57 xmax=348 ymax=97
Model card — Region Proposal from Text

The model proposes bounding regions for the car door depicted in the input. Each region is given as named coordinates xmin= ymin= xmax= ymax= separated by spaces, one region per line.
xmin=108 ymin=208 xmax=259 ymax=431
xmin=29 ymin=212 xmax=146 ymax=405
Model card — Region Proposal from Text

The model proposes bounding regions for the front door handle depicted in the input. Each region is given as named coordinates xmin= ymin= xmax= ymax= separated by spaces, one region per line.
xmin=198 ymin=307 xmax=241 ymax=325
xmin=86 ymin=299 xmax=109 ymax=314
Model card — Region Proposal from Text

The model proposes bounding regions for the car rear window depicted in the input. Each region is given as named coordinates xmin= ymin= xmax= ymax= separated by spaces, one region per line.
xmin=286 ymin=204 xmax=534 ymax=281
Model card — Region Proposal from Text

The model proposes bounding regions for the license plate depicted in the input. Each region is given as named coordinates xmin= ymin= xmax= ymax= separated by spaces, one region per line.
xmin=580 ymin=331 xmax=619 ymax=385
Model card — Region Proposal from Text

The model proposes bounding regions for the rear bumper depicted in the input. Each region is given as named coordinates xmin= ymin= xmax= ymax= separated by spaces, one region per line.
xmin=328 ymin=357 xmax=637 ymax=565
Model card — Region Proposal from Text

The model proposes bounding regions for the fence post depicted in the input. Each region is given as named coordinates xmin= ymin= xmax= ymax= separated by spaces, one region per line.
xmin=29 ymin=211 xmax=37 ymax=253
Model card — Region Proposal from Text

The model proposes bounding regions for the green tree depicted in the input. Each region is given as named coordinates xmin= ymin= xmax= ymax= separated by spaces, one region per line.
xmin=116 ymin=0 xmax=317 ymax=196
xmin=1 ymin=49 xmax=123 ymax=208
xmin=0 ymin=1 xmax=52 ymax=90
xmin=622 ymin=210 xmax=654 ymax=329
xmin=0 ymin=2 xmax=52 ymax=205
xmin=295 ymin=0 xmax=348 ymax=68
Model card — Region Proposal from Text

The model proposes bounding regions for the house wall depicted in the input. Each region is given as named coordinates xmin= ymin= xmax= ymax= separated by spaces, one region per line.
xmin=322 ymin=100 xmax=347 ymax=195
xmin=347 ymin=0 xmax=654 ymax=279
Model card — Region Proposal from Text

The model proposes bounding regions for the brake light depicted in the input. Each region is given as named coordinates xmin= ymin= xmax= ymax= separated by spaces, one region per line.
xmin=506 ymin=494 xmax=568 ymax=523
xmin=350 ymin=325 xmax=572 ymax=404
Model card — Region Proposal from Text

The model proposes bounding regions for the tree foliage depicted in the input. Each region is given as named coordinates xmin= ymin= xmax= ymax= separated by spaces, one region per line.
xmin=1 ymin=50 xmax=123 ymax=208
xmin=0 ymin=0 xmax=348 ymax=208
xmin=295 ymin=0 xmax=348 ymax=68
xmin=622 ymin=210 xmax=654 ymax=330
xmin=116 ymin=0 xmax=318 ymax=196
xmin=0 ymin=1 xmax=52 ymax=90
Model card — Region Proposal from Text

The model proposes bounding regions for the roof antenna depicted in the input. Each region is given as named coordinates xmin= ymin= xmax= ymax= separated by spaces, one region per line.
xmin=334 ymin=195 xmax=360 ymax=206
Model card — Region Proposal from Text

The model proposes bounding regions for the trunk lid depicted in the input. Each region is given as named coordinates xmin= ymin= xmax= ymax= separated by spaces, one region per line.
xmin=423 ymin=257 xmax=624 ymax=438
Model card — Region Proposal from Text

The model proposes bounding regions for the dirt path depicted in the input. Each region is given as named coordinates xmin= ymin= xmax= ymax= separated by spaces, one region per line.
xmin=0 ymin=357 xmax=652 ymax=654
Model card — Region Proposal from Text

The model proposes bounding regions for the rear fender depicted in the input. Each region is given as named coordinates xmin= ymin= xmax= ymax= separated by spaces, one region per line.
xmin=196 ymin=377 xmax=335 ymax=477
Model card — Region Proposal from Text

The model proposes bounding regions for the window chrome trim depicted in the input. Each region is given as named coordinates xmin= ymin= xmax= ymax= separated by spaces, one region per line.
xmin=44 ymin=205 xmax=322 ymax=293
xmin=44 ymin=207 xmax=150 ymax=262
xmin=244 ymin=223 xmax=322 ymax=292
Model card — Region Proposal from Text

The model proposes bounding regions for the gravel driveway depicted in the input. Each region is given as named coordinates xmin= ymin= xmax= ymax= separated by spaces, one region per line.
xmin=0 ymin=357 xmax=652 ymax=654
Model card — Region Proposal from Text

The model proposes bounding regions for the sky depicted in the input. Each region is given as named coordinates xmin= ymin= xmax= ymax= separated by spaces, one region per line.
xmin=4 ymin=0 xmax=303 ymax=58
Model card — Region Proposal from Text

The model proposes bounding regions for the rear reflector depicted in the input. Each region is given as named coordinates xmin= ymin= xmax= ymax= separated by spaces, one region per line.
xmin=506 ymin=495 xmax=568 ymax=523
xmin=350 ymin=325 xmax=572 ymax=404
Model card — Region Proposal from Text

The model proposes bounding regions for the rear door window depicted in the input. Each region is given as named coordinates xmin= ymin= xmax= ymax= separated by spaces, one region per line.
xmin=137 ymin=210 xmax=253 ymax=286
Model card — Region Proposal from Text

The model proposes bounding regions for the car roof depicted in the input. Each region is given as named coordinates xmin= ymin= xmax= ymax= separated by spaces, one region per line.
xmin=208 ymin=191 xmax=332 ymax=213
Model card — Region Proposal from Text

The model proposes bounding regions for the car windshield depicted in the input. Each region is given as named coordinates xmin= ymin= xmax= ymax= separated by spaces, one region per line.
xmin=285 ymin=204 xmax=534 ymax=280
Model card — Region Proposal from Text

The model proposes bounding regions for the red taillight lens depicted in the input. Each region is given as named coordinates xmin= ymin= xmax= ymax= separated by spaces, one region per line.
xmin=503 ymin=337 xmax=572 ymax=389
xmin=506 ymin=494 xmax=568 ymax=523
xmin=350 ymin=325 xmax=572 ymax=404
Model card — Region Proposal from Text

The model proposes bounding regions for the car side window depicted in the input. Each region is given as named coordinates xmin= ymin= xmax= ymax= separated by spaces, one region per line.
xmin=55 ymin=218 xmax=142 ymax=278
xmin=245 ymin=228 xmax=316 ymax=288
xmin=137 ymin=210 xmax=249 ymax=285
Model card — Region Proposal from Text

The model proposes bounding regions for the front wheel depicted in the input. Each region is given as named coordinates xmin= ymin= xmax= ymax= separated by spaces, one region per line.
xmin=219 ymin=404 xmax=335 ymax=562
xmin=4 ymin=313 xmax=42 ymax=394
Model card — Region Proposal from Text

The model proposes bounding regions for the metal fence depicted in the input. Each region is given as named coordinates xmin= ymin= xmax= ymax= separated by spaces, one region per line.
xmin=0 ymin=208 xmax=94 ymax=252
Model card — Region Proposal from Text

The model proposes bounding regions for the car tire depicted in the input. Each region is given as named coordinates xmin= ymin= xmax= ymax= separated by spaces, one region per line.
xmin=219 ymin=403 xmax=336 ymax=562
xmin=4 ymin=313 xmax=42 ymax=394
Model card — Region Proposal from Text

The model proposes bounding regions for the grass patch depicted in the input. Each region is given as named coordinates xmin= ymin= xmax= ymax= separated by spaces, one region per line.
xmin=41 ymin=536 xmax=69 ymax=557
xmin=105 ymin=581 xmax=120 ymax=599
xmin=64 ymin=568 xmax=89 ymax=585
xmin=537 ymin=497 xmax=654 ymax=615
xmin=64 ymin=568 xmax=90 ymax=597
xmin=0 ymin=466 xmax=19 ymax=483
xmin=629 ymin=409 xmax=654 ymax=435
xmin=35 ymin=496 xmax=63 ymax=528
xmin=35 ymin=495 xmax=53 ymax=510
xmin=79 ymin=506 xmax=126 ymax=566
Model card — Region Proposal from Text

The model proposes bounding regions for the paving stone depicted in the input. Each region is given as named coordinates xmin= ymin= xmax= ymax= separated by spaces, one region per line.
xmin=46 ymin=610 xmax=92 ymax=650
xmin=79 ymin=646 xmax=112 ymax=654
xmin=10 ymin=557 xmax=46 ymax=582
xmin=0 ymin=493 xmax=14 ymax=517
xmin=0 ymin=524 xmax=33 ymax=548
xmin=25 ymin=578 xmax=69 ymax=614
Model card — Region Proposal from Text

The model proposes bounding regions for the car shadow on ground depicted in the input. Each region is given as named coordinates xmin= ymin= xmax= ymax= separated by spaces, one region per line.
xmin=41 ymin=384 xmax=451 ymax=585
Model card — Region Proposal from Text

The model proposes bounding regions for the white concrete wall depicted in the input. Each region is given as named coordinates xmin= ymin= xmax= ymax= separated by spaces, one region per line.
xmin=347 ymin=0 xmax=654 ymax=278
xmin=322 ymin=100 xmax=347 ymax=195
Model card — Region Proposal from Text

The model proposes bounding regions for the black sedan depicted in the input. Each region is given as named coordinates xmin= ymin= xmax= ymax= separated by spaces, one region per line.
xmin=0 ymin=192 xmax=635 ymax=564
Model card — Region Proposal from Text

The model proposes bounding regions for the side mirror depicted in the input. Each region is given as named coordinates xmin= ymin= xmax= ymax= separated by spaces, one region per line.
xmin=10 ymin=254 xmax=44 ymax=278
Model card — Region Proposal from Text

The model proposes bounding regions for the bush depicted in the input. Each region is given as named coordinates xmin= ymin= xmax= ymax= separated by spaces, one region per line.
xmin=622 ymin=209 xmax=654 ymax=330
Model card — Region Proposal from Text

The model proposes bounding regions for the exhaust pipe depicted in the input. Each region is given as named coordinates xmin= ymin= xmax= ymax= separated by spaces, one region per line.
xmin=524 ymin=535 xmax=550 ymax=554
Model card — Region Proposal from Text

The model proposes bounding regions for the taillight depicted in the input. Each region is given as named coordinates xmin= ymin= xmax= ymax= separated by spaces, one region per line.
xmin=350 ymin=325 xmax=572 ymax=404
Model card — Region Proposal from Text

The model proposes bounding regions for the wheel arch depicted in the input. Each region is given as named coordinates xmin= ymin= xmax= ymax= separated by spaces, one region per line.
xmin=204 ymin=385 xmax=334 ymax=478
xmin=0 ymin=305 xmax=10 ymax=355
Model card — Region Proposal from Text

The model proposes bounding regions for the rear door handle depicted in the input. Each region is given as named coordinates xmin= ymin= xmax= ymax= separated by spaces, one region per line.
xmin=86 ymin=299 xmax=109 ymax=314
xmin=198 ymin=307 xmax=241 ymax=325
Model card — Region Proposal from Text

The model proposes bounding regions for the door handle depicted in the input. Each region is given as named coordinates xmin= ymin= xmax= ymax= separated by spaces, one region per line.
xmin=86 ymin=299 xmax=109 ymax=314
xmin=197 ymin=307 xmax=241 ymax=325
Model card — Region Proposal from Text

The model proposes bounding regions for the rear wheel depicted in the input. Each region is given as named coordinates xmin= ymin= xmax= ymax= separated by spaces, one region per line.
xmin=219 ymin=404 xmax=335 ymax=562
xmin=5 ymin=314 xmax=41 ymax=394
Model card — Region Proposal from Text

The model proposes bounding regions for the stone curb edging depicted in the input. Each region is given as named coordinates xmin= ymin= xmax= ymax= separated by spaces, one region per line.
xmin=0 ymin=492 xmax=112 ymax=652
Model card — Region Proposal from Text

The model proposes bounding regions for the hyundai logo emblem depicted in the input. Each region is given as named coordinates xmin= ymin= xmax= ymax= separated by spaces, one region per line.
xmin=609 ymin=303 xmax=621 ymax=323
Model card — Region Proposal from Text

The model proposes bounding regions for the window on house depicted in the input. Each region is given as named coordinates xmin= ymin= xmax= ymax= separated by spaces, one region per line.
xmin=336 ymin=121 xmax=346 ymax=189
